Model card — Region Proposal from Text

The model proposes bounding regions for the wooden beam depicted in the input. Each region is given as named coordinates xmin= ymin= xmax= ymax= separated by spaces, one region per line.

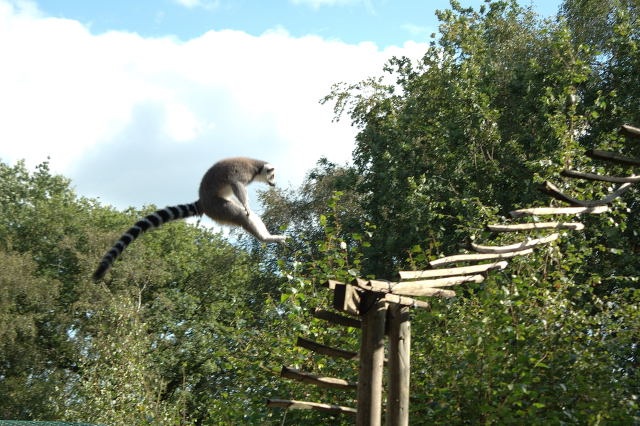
xmin=561 ymin=169 xmax=640 ymax=183
xmin=510 ymin=206 xmax=609 ymax=218
xmin=383 ymin=293 xmax=432 ymax=309
xmin=471 ymin=233 xmax=559 ymax=254
xmin=280 ymin=366 xmax=357 ymax=390
xmin=333 ymin=283 xmax=362 ymax=316
xmin=357 ymin=301 xmax=387 ymax=426
xmin=399 ymin=261 xmax=508 ymax=280
xmin=541 ymin=181 xmax=632 ymax=207
xmin=267 ymin=398 xmax=357 ymax=416
xmin=586 ymin=149 xmax=640 ymax=166
xmin=313 ymin=308 xmax=361 ymax=328
xmin=620 ymin=124 xmax=640 ymax=139
xmin=429 ymin=249 xmax=534 ymax=267
xmin=392 ymin=276 xmax=482 ymax=296
xmin=387 ymin=304 xmax=411 ymax=426
xmin=487 ymin=222 xmax=584 ymax=232
xmin=296 ymin=336 xmax=359 ymax=361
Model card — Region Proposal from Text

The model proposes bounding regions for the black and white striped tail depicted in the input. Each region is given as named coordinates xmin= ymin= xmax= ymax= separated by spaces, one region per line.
xmin=93 ymin=201 xmax=202 ymax=281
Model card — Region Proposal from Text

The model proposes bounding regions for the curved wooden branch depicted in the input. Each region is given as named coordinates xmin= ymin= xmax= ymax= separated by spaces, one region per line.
xmin=487 ymin=222 xmax=584 ymax=232
xmin=541 ymin=181 xmax=632 ymax=207
xmin=586 ymin=149 xmax=640 ymax=167
xmin=561 ymin=169 xmax=640 ymax=183
xmin=620 ymin=124 xmax=640 ymax=139
xmin=471 ymin=233 xmax=559 ymax=254
xmin=510 ymin=206 xmax=609 ymax=218
xmin=429 ymin=249 xmax=534 ymax=267
xmin=399 ymin=261 xmax=508 ymax=280
xmin=267 ymin=399 xmax=357 ymax=415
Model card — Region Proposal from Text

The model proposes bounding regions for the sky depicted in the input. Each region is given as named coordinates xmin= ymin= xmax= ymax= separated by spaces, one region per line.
xmin=0 ymin=0 xmax=563 ymax=214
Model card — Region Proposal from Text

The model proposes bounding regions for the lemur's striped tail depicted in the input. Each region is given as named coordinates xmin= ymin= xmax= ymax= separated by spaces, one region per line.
xmin=93 ymin=201 xmax=202 ymax=281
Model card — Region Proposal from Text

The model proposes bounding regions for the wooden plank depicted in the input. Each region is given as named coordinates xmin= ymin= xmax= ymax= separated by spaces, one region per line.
xmin=586 ymin=149 xmax=640 ymax=166
xmin=313 ymin=308 xmax=361 ymax=328
xmin=383 ymin=293 xmax=432 ymax=309
xmin=541 ymin=180 xmax=632 ymax=207
xmin=392 ymin=275 xmax=483 ymax=295
xmin=487 ymin=222 xmax=584 ymax=232
xmin=387 ymin=304 xmax=411 ymax=426
xmin=280 ymin=366 xmax=357 ymax=390
xmin=620 ymin=124 xmax=640 ymax=139
xmin=357 ymin=301 xmax=387 ymax=426
xmin=296 ymin=336 xmax=359 ymax=361
xmin=267 ymin=398 xmax=357 ymax=415
xmin=333 ymin=283 xmax=362 ymax=316
xmin=471 ymin=233 xmax=559 ymax=254
xmin=510 ymin=206 xmax=609 ymax=218
xmin=399 ymin=261 xmax=508 ymax=280
xmin=429 ymin=249 xmax=534 ymax=267
xmin=561 ymin=169 xmax=640 ymax=183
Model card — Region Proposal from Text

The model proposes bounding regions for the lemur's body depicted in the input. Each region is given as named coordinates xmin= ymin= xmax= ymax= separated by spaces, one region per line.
xmin=93 ymin=157 xmax=286 ymax=280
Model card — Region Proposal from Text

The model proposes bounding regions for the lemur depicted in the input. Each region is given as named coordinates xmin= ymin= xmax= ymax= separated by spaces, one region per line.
xmin=93 ymin=157 xmax=287 ymax=280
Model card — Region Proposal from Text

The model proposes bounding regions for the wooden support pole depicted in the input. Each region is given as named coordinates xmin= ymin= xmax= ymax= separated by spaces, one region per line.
xmin=386 ymin=304 xmax=411 ymax=426
xmin=267 ymin=398 xmax=357 ymax=416
xmin=357 ymin=301 xmax=387 ymax=426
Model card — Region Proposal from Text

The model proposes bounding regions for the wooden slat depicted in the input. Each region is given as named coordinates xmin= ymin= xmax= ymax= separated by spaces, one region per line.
xmin=541 ymin=181 xmax=632 ymax=207
xmin=620 ymin=124 xmax=640 ymax=139
xmin=561 ymin=169 xmax=640 ymax=183
xmin=429 ymin=249 xmax=534 ymax=267
xmin=399 ymin=261 xmax=507 ymax=280
xmin=267 ymin=398 xmax=357 ymax=415
xmin=510 ymin=206 xmax=608 ymax=218
xmin=296 ymin=336 xmax=359 ymax=361
xmin=586 ymin=149 xmax=640 ymax=166
xmin=471 ymin=233 xmax=559 ymax=254
xmin=383 ymin=293 xmax=432 ymax=309
xmin=392 ymin=275 xmax=483 ymax=295
xmin=280 ymin=366 xmax=357 ymax=390
xmin=487 ymin=222 xmax=584 ymax=232
xmin=313 ymin=308 xmax=361 ymax=328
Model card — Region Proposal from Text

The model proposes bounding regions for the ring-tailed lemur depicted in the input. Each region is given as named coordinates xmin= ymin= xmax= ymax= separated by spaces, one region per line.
xmin=93 ymin=157 xmax=287 ymax=280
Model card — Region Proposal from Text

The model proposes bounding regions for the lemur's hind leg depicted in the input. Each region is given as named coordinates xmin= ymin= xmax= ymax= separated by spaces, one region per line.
xmin=205 ymin=197 xmax=287 ymax=243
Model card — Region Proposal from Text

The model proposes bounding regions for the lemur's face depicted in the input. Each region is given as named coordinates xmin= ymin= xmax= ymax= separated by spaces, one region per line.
xmin=260 ymin=164 xmax=276 ymax=186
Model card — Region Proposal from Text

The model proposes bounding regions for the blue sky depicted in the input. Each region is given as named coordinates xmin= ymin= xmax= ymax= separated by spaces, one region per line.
xmin=0 ymin=0 xmax=562 ymax=218
xmin=34 ymin=0 xmax=562 ymax=46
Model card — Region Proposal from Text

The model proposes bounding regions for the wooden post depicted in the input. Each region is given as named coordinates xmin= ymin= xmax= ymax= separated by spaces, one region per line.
xmin=386 ymin=304 xmax=411 ymax=426
xmin=357 ymin=300 xmax=387 ymax=426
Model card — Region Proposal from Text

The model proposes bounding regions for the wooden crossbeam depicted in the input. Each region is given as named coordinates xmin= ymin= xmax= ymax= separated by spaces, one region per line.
xmin=429 ymin=249 xmax=534 ymax=267
xmin=392 ymin=276 xmax=482 ymax=296
xmin=383 ymin=293 xmax=432 ymax=309
xmin=280 ymin=366 xmax=357 ymax=390
xmin=399 ymin=261 xmax=508 ymax=280
xmin=586 ymin=149 xmax=640 ymax=166
xmin=620 ymin=124 xmax=640 ymax=138
xmin=313 ymin=308 xmax=361 ymax=328
xmin=296 ymin=336 xmax=359 ymax=361
xmin=471 ymin=233 xmax=559 ymax=254
xmin=487 ymin=222 xmax=584 ymax=232
xmin=541 ymin=181 xmax=632 ymax=207
xmin=267 ymin=398 xmax=357 ymax=415
xmin=510 ymin=206 xmax=608 ymax=218
xmin=561 ymin=169 xmax=640 ymax=183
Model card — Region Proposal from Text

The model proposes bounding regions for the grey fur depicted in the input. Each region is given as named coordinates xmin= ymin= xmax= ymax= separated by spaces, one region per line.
xmin=93 ymin=157 xmax=286 ymax=280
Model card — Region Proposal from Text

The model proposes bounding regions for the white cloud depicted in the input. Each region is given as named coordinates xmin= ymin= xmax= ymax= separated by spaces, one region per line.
xmin=0 ymin=0 xmax=427 ymax=212
xmin=290 ymin=0 xmax=368 ymax=9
